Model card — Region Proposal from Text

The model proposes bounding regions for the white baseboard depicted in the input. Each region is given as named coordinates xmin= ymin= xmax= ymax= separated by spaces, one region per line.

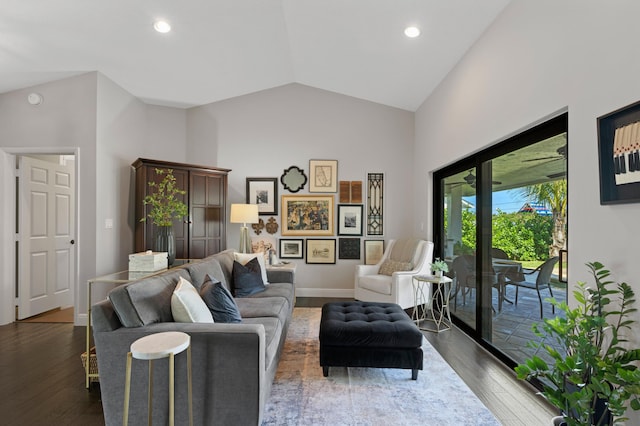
xmin=76 ymin=313 xmax=88 ymax=327
xmin=295 ymin=288 xmax=354 ymax=298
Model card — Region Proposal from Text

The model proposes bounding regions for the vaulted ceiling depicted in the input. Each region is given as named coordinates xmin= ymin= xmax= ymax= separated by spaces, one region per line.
xmin=1 ymin=0 xmax=510 ymax=111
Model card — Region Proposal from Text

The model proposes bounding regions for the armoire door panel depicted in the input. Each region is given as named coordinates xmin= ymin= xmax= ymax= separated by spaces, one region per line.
xmin=207 ymin=176 xmax=223 ymax=205
xmin=206 ymin=208 xmax=222 ymax=237
xmin=191 ymin=207 xmax=206 ymax=238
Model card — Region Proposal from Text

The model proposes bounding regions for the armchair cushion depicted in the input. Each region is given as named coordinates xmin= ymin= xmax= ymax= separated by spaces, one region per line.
xmin=389 ymin=239 xmax=421 ymax=263
xmin=358 ymin=275 xmax=394 ymax=295
xmin=378 ymin=260 xmax=413 ymax=276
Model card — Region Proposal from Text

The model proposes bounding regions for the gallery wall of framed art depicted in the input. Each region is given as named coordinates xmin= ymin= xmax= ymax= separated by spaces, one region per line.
xmin=241 ymin=161 xmax=390 ymax=267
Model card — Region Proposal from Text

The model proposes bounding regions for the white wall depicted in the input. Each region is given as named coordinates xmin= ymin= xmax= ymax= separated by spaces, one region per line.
xmin=188 ymin=83 xmax=415 ymax=296
xmin=0 ymin=72 xmax=189 ymax=326
xmin=92 ymin=75 xmax=188 ymax=321
xmin=95 ymin=75 xmax=187 ymax=276
xmin=415 ymin=3 xmax=640 ymax=422
xmin=0 ymin=73 xmax=98 ymax=326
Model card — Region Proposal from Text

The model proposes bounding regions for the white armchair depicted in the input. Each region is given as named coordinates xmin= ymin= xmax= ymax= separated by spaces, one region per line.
xmin=354 ymin=239 xmax=434 ymax=309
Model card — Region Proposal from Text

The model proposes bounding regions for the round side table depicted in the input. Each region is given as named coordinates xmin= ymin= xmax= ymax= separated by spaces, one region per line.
xmin=123 ymin=331 xmax=193 ymax=426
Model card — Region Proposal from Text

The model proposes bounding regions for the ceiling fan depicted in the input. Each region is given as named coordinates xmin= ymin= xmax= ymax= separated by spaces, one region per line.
xmin=447 ymin=170 xmax=502 ymax=188
xmin=523 ymin=144 xmax=567 ymax=164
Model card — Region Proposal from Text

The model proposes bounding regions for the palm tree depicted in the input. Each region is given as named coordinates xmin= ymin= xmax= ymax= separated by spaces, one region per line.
xmin=521 ymin=179 xmax=567 ymax=257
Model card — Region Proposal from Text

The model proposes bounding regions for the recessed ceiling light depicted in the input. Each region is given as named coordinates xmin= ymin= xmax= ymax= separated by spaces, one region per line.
xmin=153 ymin=20 xmax=171 ymax=33
xmin=404 ymin=26 xmax=420 ymax=38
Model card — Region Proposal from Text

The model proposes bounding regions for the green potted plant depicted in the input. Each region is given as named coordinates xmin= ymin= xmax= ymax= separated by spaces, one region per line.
xmin=141 ymin=168 xmax=188 ymax=265
xmin=431 ymin=258 xmax=448 ymax=277
xmin=515 ymin=262 xmax=640 ymax=425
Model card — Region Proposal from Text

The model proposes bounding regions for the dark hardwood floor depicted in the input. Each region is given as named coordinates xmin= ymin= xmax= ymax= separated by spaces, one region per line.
xmin=0 ymin=298 xmax=557 ymax=425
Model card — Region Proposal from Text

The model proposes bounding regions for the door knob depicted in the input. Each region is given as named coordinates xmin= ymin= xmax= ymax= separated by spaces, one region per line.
xmin=70 ymin=239 xmax=75 ymax=245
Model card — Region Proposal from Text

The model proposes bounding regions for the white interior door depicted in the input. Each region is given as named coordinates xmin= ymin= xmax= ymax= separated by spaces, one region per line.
xmin=17 ymin=156 xmax=75 ymax=319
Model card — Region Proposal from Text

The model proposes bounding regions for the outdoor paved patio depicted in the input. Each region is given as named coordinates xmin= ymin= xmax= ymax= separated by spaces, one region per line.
xmin=451 ymin=277 xmax=567 ymax=366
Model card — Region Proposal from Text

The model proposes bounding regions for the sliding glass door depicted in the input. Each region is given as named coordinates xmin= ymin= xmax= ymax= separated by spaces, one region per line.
xmin=434 ymin=113 xmax=568 ymax=365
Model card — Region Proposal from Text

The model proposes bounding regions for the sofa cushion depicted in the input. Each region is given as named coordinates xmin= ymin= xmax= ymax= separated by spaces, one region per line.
xmin=235 ymin=296 xmax=289 ymax=328
xmin=109 ymin=269 xmax=190 ymax=327
xmin=200 ymin=275 xmax=242 ymax=323
xmin=358 ymin=275 xmax=393 ymax=295
xmin=171 ymin=277 xmax=214 ymax=323
xmin=245 ymin=282 xmax=295 ymax=312
xmin=234 ymin=252 xmax=269 ymax=284
xmin=182 ymin=256 xmax=228 ymax=292
xmin=233 ymin=258 xmax=266 ymax=297
xmin=378 ymin=259 xmax=412 ymax=276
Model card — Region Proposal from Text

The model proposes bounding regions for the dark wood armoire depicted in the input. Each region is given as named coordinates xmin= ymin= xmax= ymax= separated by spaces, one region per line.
xmin=133 ymin=158 xmax=231 ymax=259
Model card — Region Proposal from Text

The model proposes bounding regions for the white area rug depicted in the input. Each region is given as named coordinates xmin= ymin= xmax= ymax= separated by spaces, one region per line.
xmin=262 ymin=308 xmax=500 ymax=426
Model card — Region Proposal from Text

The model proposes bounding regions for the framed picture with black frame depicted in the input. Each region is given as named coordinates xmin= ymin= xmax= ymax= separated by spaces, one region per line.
xmin=306 ymin=239 xmax=336 ymax=264
xmin=246 ymin=177 xmax=278 ymax=215
xmin=597 ymin=100 xmax=640 ymax=204
xmin=279 ymin=238 xmax=304 ymax=259
xmin=337 ymin=204 xmax=363 ymax=236
xmin=338 ymin=238 xmax=360 ymax=260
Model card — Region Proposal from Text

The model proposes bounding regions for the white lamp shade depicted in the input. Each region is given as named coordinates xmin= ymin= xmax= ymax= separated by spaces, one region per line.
xmin=230 ymin=204 xmax=259 ymax=224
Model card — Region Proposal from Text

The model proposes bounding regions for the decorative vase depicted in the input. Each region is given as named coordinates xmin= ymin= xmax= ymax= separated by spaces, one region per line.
xmin=551 ymin=416 xmax=566 ymax=426
xmin=154 ymin=226 xmax=176 ymax=266
xmin=434 ymin=270 xmax=444 ymax=277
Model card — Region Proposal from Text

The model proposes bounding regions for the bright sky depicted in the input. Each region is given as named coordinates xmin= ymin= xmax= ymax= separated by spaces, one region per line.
xmin=463 ymin=189 xmax=527 ymax=214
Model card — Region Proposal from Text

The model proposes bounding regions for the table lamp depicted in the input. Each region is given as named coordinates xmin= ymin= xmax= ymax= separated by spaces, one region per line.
xmin=230 ymin=203 xmax=259 ymax=253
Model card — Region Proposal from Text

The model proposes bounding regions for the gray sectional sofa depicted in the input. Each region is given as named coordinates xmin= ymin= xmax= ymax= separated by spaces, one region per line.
xmin=91 ymin=249 xmax=295 ymax=426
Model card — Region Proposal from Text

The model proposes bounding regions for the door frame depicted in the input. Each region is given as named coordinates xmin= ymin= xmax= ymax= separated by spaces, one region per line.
xmin=432 ymin=113 xmax=568 ymax=365
xmin=0 ymin=147 xmax=80 ymax=326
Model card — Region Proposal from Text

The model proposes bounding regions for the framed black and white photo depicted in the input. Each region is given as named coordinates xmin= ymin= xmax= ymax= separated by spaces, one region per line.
xmin=246 ymin=177 xmax=278 ymax=215
xmin=339 ymin=238 xmax=360 ymax=260
xmin=306 ymin=239 xmax=336 ymax=264
xmin=337 ymin=204 xmax=363 ymax=236
xmin=309 ymin=159 xmax=338 ymax=193
xmin=279 ymin=238 xmax=304 ymax=259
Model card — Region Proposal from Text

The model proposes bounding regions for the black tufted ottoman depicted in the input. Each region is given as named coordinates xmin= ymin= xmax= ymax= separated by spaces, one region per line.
xmin=319 ymin=301 xmax=424 ymax=380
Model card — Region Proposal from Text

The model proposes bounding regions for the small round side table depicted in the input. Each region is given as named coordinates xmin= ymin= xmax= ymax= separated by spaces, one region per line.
xmin=411 ymin=275 xmax=453 ymax=333
xmin=123 ymin=331 xmax=193 ymax=426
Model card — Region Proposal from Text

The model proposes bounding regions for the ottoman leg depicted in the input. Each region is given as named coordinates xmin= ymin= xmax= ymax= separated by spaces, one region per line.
xmin=323 ymin=366 xmax=329 ymax=377
xmin=412 ymin=369 xmax=418 ymax=380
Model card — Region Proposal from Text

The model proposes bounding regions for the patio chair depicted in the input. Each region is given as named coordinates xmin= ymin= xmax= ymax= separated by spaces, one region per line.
xmin=490 ymin=248 xmax=509 ymax=259
xmin=451 ymin=255 xmax=503 ymax=312
xmin=504 ymin=256 xmax=559 ymax=318
xmin=491 ymin=247 xmax=524 ymax=282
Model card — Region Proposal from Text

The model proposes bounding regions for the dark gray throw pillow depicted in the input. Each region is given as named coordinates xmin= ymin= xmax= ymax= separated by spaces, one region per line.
xmin=199 ymin=274 xmax=242 ymax=323
xmin=232 ymin=258 xmax=265 ymax=297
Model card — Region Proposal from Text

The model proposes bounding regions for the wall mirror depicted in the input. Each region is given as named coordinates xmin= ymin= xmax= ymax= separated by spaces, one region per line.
xmin=281 ymin=165 xmax=307 ymax=193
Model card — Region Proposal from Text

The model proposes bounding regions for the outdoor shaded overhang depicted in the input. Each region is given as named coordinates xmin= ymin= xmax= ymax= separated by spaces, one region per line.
xmin=446 ymin=133 xmax=567 ymax=197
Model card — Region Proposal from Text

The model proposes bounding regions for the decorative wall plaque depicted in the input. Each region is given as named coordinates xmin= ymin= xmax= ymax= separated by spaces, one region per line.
xmin=251 ymin=218 xmax=265 ymax=235
xmin=265 ymin=217 xmax=279 ymax=234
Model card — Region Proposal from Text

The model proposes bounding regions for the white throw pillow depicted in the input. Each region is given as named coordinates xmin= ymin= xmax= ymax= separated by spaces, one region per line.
xmin=171 ymin=277 xmax=214 ymax=323
xmin=234 ymin=252 xmax=269 ymax=284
